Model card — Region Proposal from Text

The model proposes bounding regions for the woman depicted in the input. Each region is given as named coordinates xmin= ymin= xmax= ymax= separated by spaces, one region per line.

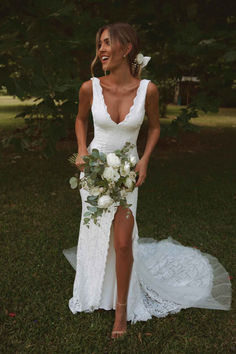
xmin=63 ymin=22 xmax=231 ymax=339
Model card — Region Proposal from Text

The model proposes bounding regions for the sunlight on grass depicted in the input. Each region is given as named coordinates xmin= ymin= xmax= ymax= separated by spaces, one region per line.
xmin=0 ymin=96 xmax=36 ymax=131
xmin=0 ymin=96 xmax=236 ymax=133
xmin=0 ymin=95 xmax=36 ymax=107
xmin=164 ymin=104 xmax=236 ymax=128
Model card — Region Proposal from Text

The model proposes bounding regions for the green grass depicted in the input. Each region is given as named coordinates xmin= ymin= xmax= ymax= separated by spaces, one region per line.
xmin=161 ymin=104 xmax=236 ymax=129
xmin=1 ymin=96 xmax=236 ymax=132
xmin=0 ymin=96 xmax=37 ymax=131
xmin=0 ymin=100 xmax=235 ymax=353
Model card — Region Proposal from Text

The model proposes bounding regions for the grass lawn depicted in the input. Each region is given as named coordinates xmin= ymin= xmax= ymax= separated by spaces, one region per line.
xmin=0 ymin=99 xmax=235 ymax=353
xmin=0 ymin=96 xmax=36 ymax=131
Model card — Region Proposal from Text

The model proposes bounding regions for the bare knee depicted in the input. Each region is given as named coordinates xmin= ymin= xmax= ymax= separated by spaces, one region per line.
xmin=114 ymin=240 xmax=132 ymax=254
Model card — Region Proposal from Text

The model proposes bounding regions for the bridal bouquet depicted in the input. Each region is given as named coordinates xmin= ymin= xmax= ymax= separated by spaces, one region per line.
xmin=68 ymin=142 xmax=137 ymax=227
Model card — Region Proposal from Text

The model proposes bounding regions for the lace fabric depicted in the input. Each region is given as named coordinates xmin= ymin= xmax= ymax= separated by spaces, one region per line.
xmin=63 ymin=76 xmax=232 ymax=324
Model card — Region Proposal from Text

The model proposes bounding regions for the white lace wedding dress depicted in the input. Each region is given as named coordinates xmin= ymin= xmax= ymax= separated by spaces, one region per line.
xmin=63 ymin=76 xmax=232 ymax=324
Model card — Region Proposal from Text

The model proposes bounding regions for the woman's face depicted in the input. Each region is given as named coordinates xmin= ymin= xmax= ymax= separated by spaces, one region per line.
xmin=98 ymin=29 xmax=127 ymax=71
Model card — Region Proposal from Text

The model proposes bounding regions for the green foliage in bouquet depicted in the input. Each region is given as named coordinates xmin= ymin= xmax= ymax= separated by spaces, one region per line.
xmin=68 ymin=142 xmax=137 ymax=227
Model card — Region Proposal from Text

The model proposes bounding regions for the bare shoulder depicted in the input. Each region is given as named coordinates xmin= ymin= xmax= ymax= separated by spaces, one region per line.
xmin=79 ymin=79 xmax=92 ymax=96
xmin=145 ymin=81 xmax=159 ymax=109
xmin=78 ymin=79 xmax=93 ymax=107
xmin=146 ymin=81 xmax=159 ymax=98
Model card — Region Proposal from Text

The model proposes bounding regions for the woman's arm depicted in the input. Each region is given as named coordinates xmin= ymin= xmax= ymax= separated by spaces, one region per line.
xmin=135 ymin=82 xmax=160 ymax=186
xmin=75 ymin=80 xmax=92 ymax=169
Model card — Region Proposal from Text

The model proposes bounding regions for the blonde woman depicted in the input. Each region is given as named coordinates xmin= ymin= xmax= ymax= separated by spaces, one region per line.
xmin=63 ymin=22 xmax=231 ymax=339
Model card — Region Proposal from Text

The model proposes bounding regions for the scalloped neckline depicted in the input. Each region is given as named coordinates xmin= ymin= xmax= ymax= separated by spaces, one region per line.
xmin=96 ymin=77 xmax=143 ymax=126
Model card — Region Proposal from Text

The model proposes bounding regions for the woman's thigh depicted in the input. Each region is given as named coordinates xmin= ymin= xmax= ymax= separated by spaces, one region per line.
xmin=113 ymin=206 xmax=134 ymax=250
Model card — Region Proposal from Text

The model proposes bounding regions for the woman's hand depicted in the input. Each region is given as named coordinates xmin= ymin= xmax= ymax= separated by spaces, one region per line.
xmin=135 ymin=157 xmax=148 ymax=187
xmin=75 ymin=151 xmax=89 ymax=171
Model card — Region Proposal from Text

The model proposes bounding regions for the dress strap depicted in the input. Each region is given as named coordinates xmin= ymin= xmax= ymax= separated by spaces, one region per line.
xmin=90 ymin=77 xmax=100 ymax=108
xmin=138 ymin=79 xmax=151 ymax=109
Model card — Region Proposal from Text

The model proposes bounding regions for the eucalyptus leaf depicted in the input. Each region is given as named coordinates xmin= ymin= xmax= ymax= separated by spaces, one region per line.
xmin=87 ymin=195 xmax=97 ymax=201
xmin=69 ymin=176 xmax=78 ymax=189
xmin=91 ymin=149 xmax=99 ymax=159
xmin=88 ymin=206 xmax=97 ymax=213
xmin=99 ymin=152 xmax=106 ymax=162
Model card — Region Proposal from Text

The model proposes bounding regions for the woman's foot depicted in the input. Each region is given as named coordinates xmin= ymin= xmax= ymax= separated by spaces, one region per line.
xmin=111 ymin=302 xmax=127 ymax=339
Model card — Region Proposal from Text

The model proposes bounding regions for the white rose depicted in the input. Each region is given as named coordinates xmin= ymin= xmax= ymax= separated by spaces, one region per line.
xmin=106 ymin=153 xmax=121 ymax=168
xmin=102 ymin=167 xmax=113 ymax=180
xmin=136 ymin=53 xmax=144 ymax=65
xmin=90 ymin=186 xmax=101 ymax=196
xmin=98 ymin=195 xmax=114 ymax=209
xmin=120 ymin=162 xmax=130 ymax=177
xmin=120 ymin=166 xmax=126 ymax=177
xmin=124 ymin=176 xmax=134 ymax=189
xmin=130 ymin=171 xmax=137 ymax=182
xmin=130 ymin=155 xmax=136 ymax=166
xmin=102 ymin=166 xmax=120 ymax=182
xmin=124 ymin=162 xmax=130 ymax=174
xmin=113 ymin=169 xmax=120 ymax=182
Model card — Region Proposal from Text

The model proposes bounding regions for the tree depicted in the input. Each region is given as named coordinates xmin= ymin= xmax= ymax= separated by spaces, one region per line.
xmin=0 ymin=0 xmax=235 ymax=154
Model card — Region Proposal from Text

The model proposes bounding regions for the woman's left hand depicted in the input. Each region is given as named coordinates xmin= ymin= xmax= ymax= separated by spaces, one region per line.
xmin=135 ymin=158 xmax=148 ymax=187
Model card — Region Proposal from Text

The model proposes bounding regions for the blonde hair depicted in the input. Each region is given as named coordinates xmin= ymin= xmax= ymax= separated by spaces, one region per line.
xmin=91 ymin=22 xmax=142 ymax=78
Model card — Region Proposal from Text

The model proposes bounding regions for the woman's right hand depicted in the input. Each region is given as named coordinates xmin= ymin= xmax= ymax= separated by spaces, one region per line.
xmin=75 ymin=151 xmax=89 ymax=171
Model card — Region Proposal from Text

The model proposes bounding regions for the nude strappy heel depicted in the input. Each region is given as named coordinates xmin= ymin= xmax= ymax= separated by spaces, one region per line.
xmin=111 ymin=302 xmax=127 ymax=339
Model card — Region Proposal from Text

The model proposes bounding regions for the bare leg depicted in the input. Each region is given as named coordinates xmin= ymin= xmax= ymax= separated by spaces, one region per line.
xmin=111 ymin=206 xmax=134 ymax=339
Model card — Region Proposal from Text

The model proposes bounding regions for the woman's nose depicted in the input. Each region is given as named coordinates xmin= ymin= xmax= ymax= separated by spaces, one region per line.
xmin=99 ymin=42 xmax=106 ymax=52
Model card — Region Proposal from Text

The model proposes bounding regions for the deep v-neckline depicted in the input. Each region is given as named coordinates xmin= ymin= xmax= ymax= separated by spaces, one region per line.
xmin=96 ymin=77 xmax=143 ymax=126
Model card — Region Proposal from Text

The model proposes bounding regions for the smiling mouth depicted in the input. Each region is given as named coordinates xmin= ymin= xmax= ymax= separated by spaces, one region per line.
xmin=101 ymin=56 xmax=109 ymax=63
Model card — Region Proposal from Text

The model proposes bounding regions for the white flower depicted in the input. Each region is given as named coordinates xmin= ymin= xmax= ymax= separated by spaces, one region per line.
xmin=120 ymin=162 xmax=131 ymax=177
xmin=98 ymin=195 xmax=114 ymax=209
xmin=120 ymin=166 xmax=126 ymax=177
xmin=106 ymin=153 xmax=121 ymax=168
xmin=130 ymin=171 xmax=137 ymax=182
xmin=90 ymin=186 xmax=101 ymax=196
xmin=135 ymin=53 xmax=151 ymax=68
xmin=124 ymin=176 xmax=134 ymax=189
xmin=136 ymin=53 xmax=144 ymax=64
xmin=124 ymin=162 xmax=130 ymax=174
xmin=102 ymin=166 xmax=120 ymax=182
xmin=69 ymin=177 xmax=78 ymax=189
xmin=130 ymin=155 xmax=136 ymax=166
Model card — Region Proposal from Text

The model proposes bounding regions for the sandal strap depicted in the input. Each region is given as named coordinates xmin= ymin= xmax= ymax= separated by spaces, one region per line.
xmin=116 ymin=301 xmax=127 ymax=306
xmin=112 ymin=330 xmax=127 ymax=334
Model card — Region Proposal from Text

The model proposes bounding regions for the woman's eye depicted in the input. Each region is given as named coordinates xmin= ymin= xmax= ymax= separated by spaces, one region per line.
xmin=98 ymin=40 xmax=110 ymax=48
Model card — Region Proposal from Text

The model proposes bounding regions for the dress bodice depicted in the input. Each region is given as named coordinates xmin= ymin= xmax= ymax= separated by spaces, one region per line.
xmin=88 ymin=77 xmax=151 ymax=159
